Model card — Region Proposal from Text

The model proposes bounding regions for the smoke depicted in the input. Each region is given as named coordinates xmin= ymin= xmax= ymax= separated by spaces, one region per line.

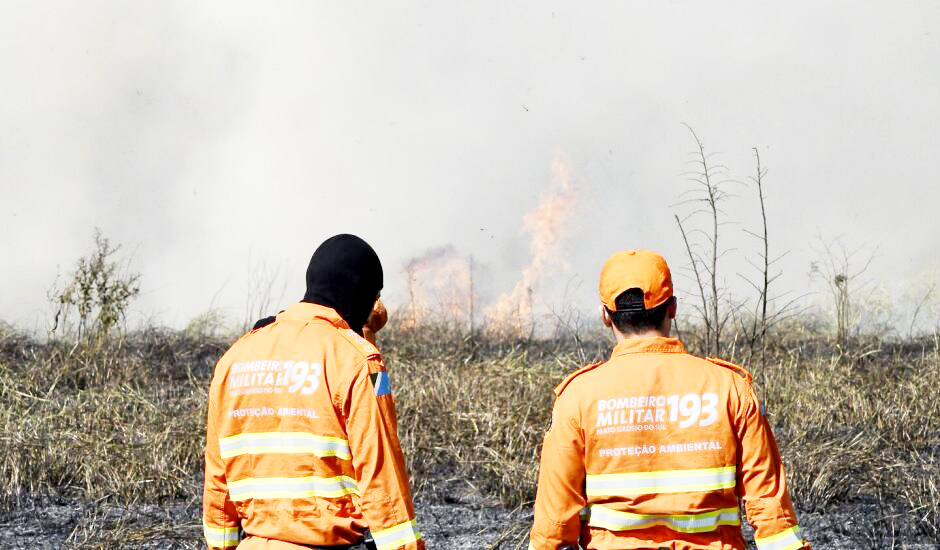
xmin=400 ymin=245 xmax=474 ymax=329
xmin=395 ymin=154 xmax=578 ymax=336
xmin=485 ymin=155 xmax=577 ymax=336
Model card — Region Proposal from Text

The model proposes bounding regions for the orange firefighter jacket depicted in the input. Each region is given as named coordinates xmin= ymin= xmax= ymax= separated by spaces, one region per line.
xmin=529 ymin=337 xmax=808 ymax=550
xmin=203 ymin=303 xmax=424 ymax=550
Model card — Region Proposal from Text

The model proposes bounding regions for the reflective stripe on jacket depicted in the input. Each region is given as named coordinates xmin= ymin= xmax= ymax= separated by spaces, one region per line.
xmin=529 ymin=337 xmax=808 ymax=550
xmin=203 ymin=303 xmax=423 ymax=550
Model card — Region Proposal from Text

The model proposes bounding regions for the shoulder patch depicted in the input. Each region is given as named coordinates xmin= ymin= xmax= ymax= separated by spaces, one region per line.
xmin=340 ymin=328 xmax=381 ymax=359
xmin=705 ymin=356 xmax=752 ymax=384
xmin=554 ymin=361 xmax=604 ymax=397
xmin=369 ymin=370 xmax=392 ymax=397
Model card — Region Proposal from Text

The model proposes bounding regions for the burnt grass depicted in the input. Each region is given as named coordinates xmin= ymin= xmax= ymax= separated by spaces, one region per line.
xmin=0 ymin=322 xmax=937 ymax=549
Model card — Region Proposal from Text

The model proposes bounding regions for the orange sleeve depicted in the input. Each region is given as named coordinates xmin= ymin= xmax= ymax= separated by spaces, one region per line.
xmin=734 ymin=381 xmax=810 ymax=550
xmin=343 ymin=357 xmax=424 ymax=550
xmin=529 ymin=390 xmax=585 ymax=549
xmin=202 ymin=367 xmax=243 ymax=549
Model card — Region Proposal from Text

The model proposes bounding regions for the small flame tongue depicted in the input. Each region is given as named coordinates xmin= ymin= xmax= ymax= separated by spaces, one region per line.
xmin=485 ymin=155 xmax=577 ymax=336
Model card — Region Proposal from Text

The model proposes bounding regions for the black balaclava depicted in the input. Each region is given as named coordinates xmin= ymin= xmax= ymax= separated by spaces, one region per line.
xmin=302 ymin=234 xmax=383 ymax=334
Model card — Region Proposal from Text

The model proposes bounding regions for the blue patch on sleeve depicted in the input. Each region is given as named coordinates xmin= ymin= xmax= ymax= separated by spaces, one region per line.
xmin=369 ymin=371 xmax=392 ymax=397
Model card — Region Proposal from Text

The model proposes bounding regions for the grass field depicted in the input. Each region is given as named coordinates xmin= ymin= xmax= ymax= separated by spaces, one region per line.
xmin=0 ymin=319 xmax=937 ymax=548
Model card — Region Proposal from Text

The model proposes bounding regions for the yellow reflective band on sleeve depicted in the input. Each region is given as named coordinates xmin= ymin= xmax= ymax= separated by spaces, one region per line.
xmin=219 ymin=432 xmax=351 ymax=460
xmin=585 ymin=504 xmax=740 ymax=534
xmin=755 ymin=526 xmax=804 ymax=550
xmin=226 ymin=475 xmax=360 ymax=501
xmin=203 ymin=520 xmax=241 ymax=548
xmin=371 ymin=519 xmax=422 ymax=550
xmin=585 ymin=466 xmax=736 ymax=496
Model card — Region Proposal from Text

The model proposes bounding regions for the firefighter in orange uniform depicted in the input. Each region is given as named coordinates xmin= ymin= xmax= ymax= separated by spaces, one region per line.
xmin=529 ymin=250 xmax=808 ymax=550
xmin=203 ymin=234 xmax=424 ymax=550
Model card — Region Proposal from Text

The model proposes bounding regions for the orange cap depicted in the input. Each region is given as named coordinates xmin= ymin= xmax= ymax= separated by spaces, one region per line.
xmin=599 ymin=250 xmax=673 ymax=311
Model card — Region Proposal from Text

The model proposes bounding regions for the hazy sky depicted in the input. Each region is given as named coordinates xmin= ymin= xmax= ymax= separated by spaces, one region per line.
xmin=2 ymin=1 xmax=939 ymax=332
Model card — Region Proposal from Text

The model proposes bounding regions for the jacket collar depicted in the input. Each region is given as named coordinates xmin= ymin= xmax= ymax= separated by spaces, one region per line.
xmin=277 ymin=302 xmax=350 ymax=330
xmin=610 ymin=336 xmax=686 ymax=358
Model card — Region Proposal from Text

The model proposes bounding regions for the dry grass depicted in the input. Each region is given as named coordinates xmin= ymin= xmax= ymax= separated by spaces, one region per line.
xmin=0 ymin=327 xmax=221 ymax=547
xmin=389 ymin=339 xmax=568 ymax=503
xmin=0 ymin=320 xmax=937 ymax=547
xmin=754 ymin=334 xmax=940 ymax=541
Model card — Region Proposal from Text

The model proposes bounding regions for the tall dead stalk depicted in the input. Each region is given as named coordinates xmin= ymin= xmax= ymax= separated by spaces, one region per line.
xmin=675 ymin=124 xmax=734 ymax=356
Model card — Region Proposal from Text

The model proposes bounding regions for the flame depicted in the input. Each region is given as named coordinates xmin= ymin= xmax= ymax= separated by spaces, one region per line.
xmin=485 ymin=155 xmax=577 ymax=336
xmin=400 ymin=245 xmax=473 ymax=330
